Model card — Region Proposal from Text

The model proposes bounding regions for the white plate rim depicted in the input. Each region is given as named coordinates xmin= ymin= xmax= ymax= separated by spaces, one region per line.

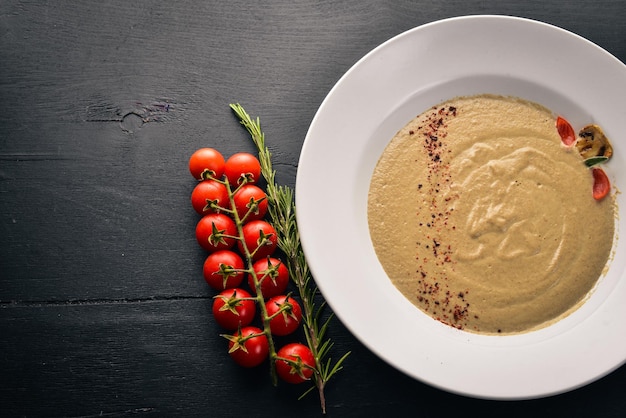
xmin=296 ymin=15 xmax=626 ymax=400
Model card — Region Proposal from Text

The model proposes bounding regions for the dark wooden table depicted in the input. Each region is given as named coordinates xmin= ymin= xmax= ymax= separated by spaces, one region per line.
xmin=2 ymin=1 xmax=625 ymax=416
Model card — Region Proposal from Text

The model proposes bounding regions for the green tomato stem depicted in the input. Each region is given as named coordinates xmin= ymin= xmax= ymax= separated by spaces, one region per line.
xmin=224 ymin=177 xmax=279 ymax=386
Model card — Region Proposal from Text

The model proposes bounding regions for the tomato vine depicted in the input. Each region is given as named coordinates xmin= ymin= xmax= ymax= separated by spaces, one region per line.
xmin=189 ymin=109 xmax=349 ymax=414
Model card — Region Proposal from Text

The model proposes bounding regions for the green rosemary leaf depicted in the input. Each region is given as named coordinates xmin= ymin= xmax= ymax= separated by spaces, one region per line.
xmin=584 ymin=156 xmax=609 ymax=167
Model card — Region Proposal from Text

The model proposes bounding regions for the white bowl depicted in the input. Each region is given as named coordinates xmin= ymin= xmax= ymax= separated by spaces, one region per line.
xmin=296 ymin=15 xmax=626 ymax=400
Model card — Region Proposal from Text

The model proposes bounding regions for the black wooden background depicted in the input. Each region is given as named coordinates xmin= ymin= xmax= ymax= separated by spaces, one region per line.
xmin=1 ymin=1 xmax=625 ymax=417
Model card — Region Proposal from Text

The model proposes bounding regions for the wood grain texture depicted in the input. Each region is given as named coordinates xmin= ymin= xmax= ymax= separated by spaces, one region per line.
xmin=1 ymin=0 xmax=625 ymax=416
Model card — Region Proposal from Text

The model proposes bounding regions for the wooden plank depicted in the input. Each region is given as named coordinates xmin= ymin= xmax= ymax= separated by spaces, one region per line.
xmin=2 ymin=298 xmax=625 ymax=416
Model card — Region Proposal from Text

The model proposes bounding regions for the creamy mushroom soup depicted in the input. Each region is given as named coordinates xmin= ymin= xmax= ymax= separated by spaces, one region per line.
xmin=367 ymin=95 xmax=615 ymax=334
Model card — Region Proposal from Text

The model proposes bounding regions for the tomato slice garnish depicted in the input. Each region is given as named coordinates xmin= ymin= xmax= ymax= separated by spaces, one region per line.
xmin=556 ymin=116 xmax=576 ymax=146
xmin=592 ymin=167 xmax=610 ymax=201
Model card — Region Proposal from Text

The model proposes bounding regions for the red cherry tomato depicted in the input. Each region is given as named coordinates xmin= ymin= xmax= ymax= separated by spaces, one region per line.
xmin=195 ymin=213 xmax=237 ymax=252
xmin=238 ymin=220 xmax=278 ymax=260
xmin=556 ymin=116 xmax=576 ymax=146
xmin=189 ymin=148 xmax=226 ymax=180
xmin=248 ymin=257 xmax=289 ymax=298
xmin=224 ymin=153 xmax=261 ymax=187
xmin=203 ymin=250 xmax=245 ymax=290
xmin=191 ymin=180 xmax=229 ymax=216
xmin=275 ymin=343 xmax=316 ymax=384
xmin=265 ymin=295 xmax=302 ymax=336
xmin=227 ymin=326 xmax=269 ymax=368
xmin=592 ymin=167 xmax=611 ymax=200
xmin=212 ymin=288 xmax=256 ymax=330
xmin=233 ymin=184 xmax=268 ymax=222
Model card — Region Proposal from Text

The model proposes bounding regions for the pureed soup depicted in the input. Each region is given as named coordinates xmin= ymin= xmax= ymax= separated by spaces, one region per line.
xmin=367 ymin=95 xmax=615 ymax=334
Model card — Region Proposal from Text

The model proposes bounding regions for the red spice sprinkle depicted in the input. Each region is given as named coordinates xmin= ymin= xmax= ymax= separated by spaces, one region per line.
xmin=412 ymin=104 xmax=470 ymax=330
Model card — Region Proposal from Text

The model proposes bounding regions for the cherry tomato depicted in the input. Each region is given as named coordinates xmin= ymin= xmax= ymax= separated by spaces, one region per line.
xmin=238 ymin=220 xmax=278 ymax=260
xmin=189 ymin=148 xmax=226 ymax=180
xmin=233 ymin=184 xmax=268 ymax=222
xmin=276 ymin=343 xmax=316 ymax=384
xmin=203 ymin=250 xmax=245 ymax=290
xmin=224 ymin=152 xmax=261 ymax=187
xmin=556 ymin=116 xmax=576 ymax=146
xmin=265 ymin=295 xmax=302 ymax=336
xmin=592 ymin=167 xmax=611 ymax=200
xmin=248 ymin=257 xmax=289 ymax=298
xmin=227 ymin=326 xmax=269 ymax=368
xmin=212 ymin=288 xmax=256 ymax=330
xmin=195 ymin=213 xmax=237 ymax=252
xmin=191 ymin=180 xmax=229 ymax=216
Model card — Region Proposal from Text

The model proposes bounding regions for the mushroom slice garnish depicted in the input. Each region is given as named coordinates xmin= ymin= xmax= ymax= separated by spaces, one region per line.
xmin=576 ymin=124 xmax=613 ymax=160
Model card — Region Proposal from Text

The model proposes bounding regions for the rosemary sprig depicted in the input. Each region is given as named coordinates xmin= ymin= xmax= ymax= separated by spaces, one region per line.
xmin=230 ymin=103 xmax=350 ymax=414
